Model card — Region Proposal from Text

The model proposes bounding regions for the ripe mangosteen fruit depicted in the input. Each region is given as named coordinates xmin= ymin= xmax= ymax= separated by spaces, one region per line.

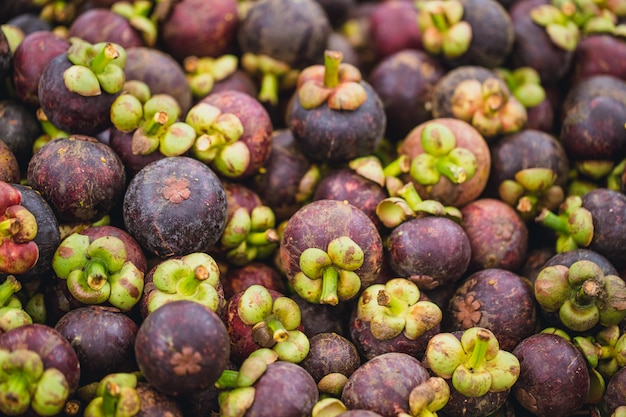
xmin=122 ymin=156 xmax=227 ymax=258
xmin=134 ymin=300 xmax=231 ymax=397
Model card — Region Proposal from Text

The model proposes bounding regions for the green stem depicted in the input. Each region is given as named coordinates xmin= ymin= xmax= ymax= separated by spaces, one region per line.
xmin=101 ymin=382 xmax=119 ymax=417
xmin=397 ymin=183 xmax=424 ymax=212
xmin=85 ymin=261 xmax=108 ymax=291
xmin=383 ymin=155 xmax=410 ymax=178
xmin=176 ymin=273 xmax=202 ymax=297
xmin=573 ymin=280 xmax=600 ymax=308
xmin=1 ymin=374 xmax=31 ymax=414
xmin=90 ymin=43 xmax=119 ymax=74
xmin=0 ymin=276 xmax=21 ymax=307
xmin=467 ymin=331 xmax=490 ymax=370
xmin=143 ymin=112 xmax=168 ymax=136
xmin=431 ymin=10 xmax=449 ymax=32
xmin=266 ymin=316 xmax=289 ymax=343
xmin=320 ymin=267 xmax=339 ymax=305
xmin=247 ymin=230 xmax=278 ymax=246
xmin=377 ymin=289 xmax=406 ymax=316
xmin=215 ymin=370 xmax=240 ymax=390
xmin=323 ymin=50 xmax=343 ymax=89
xmin=536 ymin=210 xmax=570 ymax=235
xmin=436 ymin=157 xmax=467 ymax=184
xmin=258 ymin=73 xmax=279 ymax=106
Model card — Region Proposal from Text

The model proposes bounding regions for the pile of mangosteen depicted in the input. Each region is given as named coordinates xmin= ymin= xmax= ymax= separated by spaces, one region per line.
xmin=1 ymin=0 xmax=626 ymax=416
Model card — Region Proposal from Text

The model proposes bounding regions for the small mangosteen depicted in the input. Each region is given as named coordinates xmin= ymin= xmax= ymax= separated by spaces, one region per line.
xmin=134 ymin=300 xmax=231 ymax=397
xmin=368 ymin=1 xmax=422 ymax=60
xmin=221 ymin=261 xmax=286 ymax=300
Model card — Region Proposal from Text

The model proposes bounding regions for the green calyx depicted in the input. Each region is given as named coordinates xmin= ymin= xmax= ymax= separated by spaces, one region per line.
xmin=84 ymin=373 xmax=141 ymax=417
xmin=184 ymin=54 xmax=239 ymax=98
xmin=0 ymin=349 xmax=70 ymax=417
xmin=241 ymin=53 xmax=298 ymax=106
xmin=450 ymin=78 xmax=527 ymax=138
xmin=52 ymin=234 xmax=144 ymax=311
xmin=292 ymin=236 xmax=365 ymax=306
xmin=535 ymin=195 xmax=594 ymax=253
xmin=407 ymin=377 xmax=450 ymax=417
xmin=425 ymin=327 xmax=521 ymax=398
xmin=236 ymin=285 xmax=309 ymax=362
xmin=187 ymin=102 xmax=250 ymax=178
xmin=530 ymin=2 xmax=581 ymax=51
xmin=534 ymin=260 xmax=626 ymax=332
xmin=417 ymin=0 xmax=472 ymax=58
xmin=217 ymin=349 xmax=278 ymax=417
xmin=297 ymin=50 xmax=367 ymax=111
xmin=357 ymin=278 xmax=442 ymax=341
xmin=64 ymin=38 xmax=126 ymax=96
xmin=409 ymin=122 xmax=478 ymax=186
xmin=0 ymin=194 xmax=40 ymax=275
xmin=496 ymin=67 xmax=547 ymax=108
xmin=220 ymin=206 xmax=279 ymax=266
xmin=376 ymin=181 xmax=462 ymax=228
xmin=147 ymin=252 xmax=222 ymax=315
xmin=0 ymin=306 xmax=33 ymax=333
xmin=498 ymin=168 xmax=565 ymax=222
xmin=111 ymin=1 xmax=158 ymax=47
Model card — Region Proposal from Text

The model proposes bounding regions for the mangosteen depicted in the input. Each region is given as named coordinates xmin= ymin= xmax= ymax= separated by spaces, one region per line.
xmin=54 ymin=305 xmax=139 ymax=384
xmin=512 ymin=332 xmax=590 ymax=417
xmin=398 ymin=118 xmax=491 ymax=207
xmin=221 ymin=261 xmax=286 ymax=300
xmin=0 ymin=140 xmax=20 ymax=183
xmin=38 ymin=38 xmax=126 ymax=136
xmin=386 ymin=216 xmax=471 ymax=290
xmin=0 ymin=99 xmax=42 ymax=170
xmin=368 ymin=1 xmax=422 ymax=60
xmin=445 ymin=268 xmax=538 ymax=351
xmin=287 ymin=50 xmax=386 ymax=164
xmin=122 ymin=156 xmax=227 ymax=258
xmin=134 ymin=300 xmax=231 ymax=397
xmin=279 ymin=199 xmax=384 ymax=306
xmin=27 ymin=135 xmax=126 ymax=223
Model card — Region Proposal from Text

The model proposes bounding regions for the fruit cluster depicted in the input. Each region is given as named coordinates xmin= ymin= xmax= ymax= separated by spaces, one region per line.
xmin=1 ymin=0 xmax=626 ymax=416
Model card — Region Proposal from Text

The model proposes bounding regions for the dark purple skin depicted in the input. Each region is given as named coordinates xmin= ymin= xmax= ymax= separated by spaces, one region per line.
xmin=287 ymin=81 xmax=386 ymax=164
xmin=524 ymin=96 xmax=555 ymax=134
xmin=445 ymin=268 xmax=538 ymax=352
xmin=200 ymin=89 xmax=274 ymax=179
xmin=368 ymin=1 xmax=422 ymax=61
xmin=512 ymin=333 xmax=590 ymax=417
xmin=67 ymin=8 xmax=145 ymax=48
xmin=313 ymin=168 xmax=388 ymax=232
xmin=386 ymin=216 xmax=472 ymax=290
xmin=27 ymin=135 xmax=127 ymax=222
xmin=486 ymin=129 xmax=569 ymax=197
xmin=134 ymin=300 xmax=231 ymax=397
xmin=0 ymin=26 xmax=10 ymax=80
xmin=223 ymin=180 xmax=263 ymax=219
xmin=569 ymin=34 xmax=626 ymax=87
xmin=54 ymin=306 xmax=139 ymax=384
xmin=245 ymin=361 xmax=319 ymax=417
xmin=0 ymin=324 xmax=81 ymax=394
xmin=299 ymin=332 xmax=361 ymax=383
xmin=341 ymin=352 xmax=430 ymax=416
xmin=582 ymin=188 xmax=626 ymax=271
xmin=122 ymin=156 xmax=227 ymax=258
xmin=444 ymin=0 xmax=514 ymax=69
xmin=135 ymin=382 xmax=184 ymax=417
xmin=12 ymin=30 xmax=69 ymax=108
xmin=38 ymin=53 xmax=119 ymax=136
xmin=349 ymin=292 xmax=441 ymax=361
xmin=247 ymin=129 xmax=315 ymax=223
xmin=124 ymin=46 xmax=193 ymax=114
xmin=367 ymin=49 xmax=446 ymax=142
xmin=0 ymin=139 xmax=20 ymax=182
xmin=0 ymin=99 xmax=42 ymax=170
xmin=220 ymin=261 xmax=286 ymax=300
xmin=601 ymin=365 xmax=626 ymax=416
xmin=158 ymin=0 xmax=239 ymax=62
xmin=280 ymin=199 xmax=384 ymax=293
xmin=108 ymin=127 xmax=167 ymax=175
xmin=314 ymin=0 xmax=355 ymax=28
xmin=507 ymin=0 xmax=574 ymax=85
xmin=6 ymin=13 xmax=51 ymax=35
xmin=237 ymin=0 xmax=331 ymax=70
xmin=292 ymin=293 xmax=347 ymax=337
xmin=460 ymin=198 xmax=529 ymax=273
xmin=559 ymin=76 xmax=626 ymax=163
xmin=4 ymin=184 xmax=60 ymax=282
